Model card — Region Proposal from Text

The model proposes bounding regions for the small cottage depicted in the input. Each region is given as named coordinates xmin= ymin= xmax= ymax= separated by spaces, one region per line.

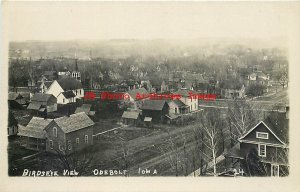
xmin=121 ymin=110 xmax=142 ymax=126
xmin=27 ymin=93 xmax=57 ymax=112
xmin=141 ymin=100 xmax=169 ymax=123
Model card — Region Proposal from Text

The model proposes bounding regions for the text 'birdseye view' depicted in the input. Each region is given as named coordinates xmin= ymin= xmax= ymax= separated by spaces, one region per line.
xmin=7 ymin=39 xmax=289 ymax=177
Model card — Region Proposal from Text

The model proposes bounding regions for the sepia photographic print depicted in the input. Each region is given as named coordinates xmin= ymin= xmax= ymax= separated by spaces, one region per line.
xmin=1 ymin=1 xmax=300 ymax=192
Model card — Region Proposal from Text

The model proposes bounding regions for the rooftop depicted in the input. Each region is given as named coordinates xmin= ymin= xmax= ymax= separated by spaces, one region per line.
xmin=121 ymin=111 xmax=140 ymax=119
xmin=141 ymin=100 xmax=167 ymax=111
xmin=57 ymin=78 xmax=82 ymax=91
xmin=18 ymin=117 xmax=52 ymax=138
xmin=31 ymin=93 xmax=55 ymax=102
xmin=53 ymin=112 xmax=95 ymax=133
xmin=127 ymin=87 xmax=149 ymax=100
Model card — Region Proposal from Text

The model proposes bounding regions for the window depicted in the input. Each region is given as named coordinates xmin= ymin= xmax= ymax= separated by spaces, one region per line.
xmin=256 ymin=132 xmax=269 ymax=139
xmin=258 ymin=144 xmax=266 ymax=157
xmin=49 ymin=140 xmax=53 ymax=149
xmin=53 ymin=127 xmax=57 ymax=137
xmin=63 ymin=98 xmax=65 ymax=103
xmin=175 ymin=108 xmax=177 ymax=114
xmin=271 ymin=164 xmax=280 ymax=177
xmin=85 ymin=135 xmax=88 ymax=144
xmin=67 ymin=140 xmax=72 ymax=150
xmin=59 ymin=142 xmax=64 ymax=151
xmin=76 ymin=138 xmax=79 ymax=145
xmin=80 ymin=90 xmax=82 ymax=95
xmin=194 ymin=103 xmax=197 ymax=109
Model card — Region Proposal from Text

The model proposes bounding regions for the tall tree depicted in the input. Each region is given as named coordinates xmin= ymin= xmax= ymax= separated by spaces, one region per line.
xmin=199 ymin=109 xmax=224 ymax=176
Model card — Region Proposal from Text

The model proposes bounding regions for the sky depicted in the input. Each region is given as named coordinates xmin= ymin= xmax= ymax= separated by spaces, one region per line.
xmin=2 ymin=1 xmax=298 ymax=41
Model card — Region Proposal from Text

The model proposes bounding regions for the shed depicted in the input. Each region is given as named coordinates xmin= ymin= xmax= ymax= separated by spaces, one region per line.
xmin=121 ymin=110 xmax=142 ymax=126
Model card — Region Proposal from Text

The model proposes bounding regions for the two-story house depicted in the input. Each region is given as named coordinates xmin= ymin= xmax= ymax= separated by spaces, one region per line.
xmin=225 ymin=116 xmax=288 ymax=176
xmin=18 ymin=112 xmax=94 ymax=154
xmin=46 ymin=78 xmax=84 ymax=104
xmin=173 ymin=89 xmax=198 ymax=112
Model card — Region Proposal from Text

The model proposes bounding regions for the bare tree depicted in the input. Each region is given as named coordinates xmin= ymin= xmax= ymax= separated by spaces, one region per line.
xmin=43 ymin=143 xmax=96 ymax=176
xmin=199 ymin=109 xmax=224 ymax=176
xmin=227 ymin=100 xmax=263 ymax=140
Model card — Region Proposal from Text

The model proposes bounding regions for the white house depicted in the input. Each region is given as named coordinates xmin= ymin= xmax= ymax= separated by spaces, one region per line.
xmin=174 ymin=89 xmax=199 ymax=112
xmin=46 ymin=78 xmax=84 ymax=104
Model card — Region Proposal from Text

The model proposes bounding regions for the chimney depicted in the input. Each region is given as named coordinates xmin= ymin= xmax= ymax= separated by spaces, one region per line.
xmin=43 ymin=108 xmax=48 ymax=120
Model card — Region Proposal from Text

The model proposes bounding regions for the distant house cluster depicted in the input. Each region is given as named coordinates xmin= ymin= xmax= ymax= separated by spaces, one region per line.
xmin=121 ymin=88 xmax=201 ymax=126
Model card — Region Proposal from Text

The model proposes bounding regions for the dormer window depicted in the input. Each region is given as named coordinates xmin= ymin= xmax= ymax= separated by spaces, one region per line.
xmin=256 ymin=132 xmax=269 ymax=139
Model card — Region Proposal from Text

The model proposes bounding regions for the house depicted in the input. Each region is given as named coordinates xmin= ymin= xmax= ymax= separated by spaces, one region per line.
xmin=75 ymin=104 xmax=95 ymax=116
xmin=166 ymin=99 xmax=189 ymax=115
xmin=8 ymin=111 xmax=18 ymax=136
xmin=141 ymin=100 xmax=169 ymax=123
xmin=124 ymin=87 xmax=149 ymax=109
xmin=220 ymin=81 xmax=245 ymax=99
xmin=173 ymin=89 xmax=199 ymax=112
xmin=58 ymin=69 xmax=71 ymax=79
xmin=224 ymin=116 xmax=288 ymax=176
xmin=8 ymin=92 xmax=28 ymax=109
xmin=37 ymin=80 xmax=53 ymax=93
xmin=18 ymin=117 xmax=52 ymax=150
xmin=184 ymin=73 xmax=208 ymax=91
xmin=246 ymin=71 xmax=270 ymax=86
xmin=150 ymin=79 xmax=169 ymax=93
xmin=119 ymin=79 xmax=140 ymax=91
xmin=121 ymin=110 xmax=142 ymax=126
xmin=46 ymin=78 xmax=84 ymax=104
xmin=27 ymin=93 xmax=57 ymax=112
xmin=44 ymin=112 xmax=94 ymax=154
xmin=18 ymin=112 xmax=95 ymax=153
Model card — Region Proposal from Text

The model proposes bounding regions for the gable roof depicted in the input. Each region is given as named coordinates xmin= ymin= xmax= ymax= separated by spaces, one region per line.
xmin=8 ymin=92 xmax=23 ymax=100
xmin=127 ymin=88 xmax=149 ymax=100
xmin=239 ymin=119 xmax=287 ymax=146
xmin=31 ymin=93 xmax=55 ymax=102
xmin=18 ymin=117 xmax=52 ymax=139
xmin=53 ymin=112 xmax=94 ymax=133
xmin=56 ymin=78 xmax=82 ymax=91
xmin=27 ymin=102 xmax=42 ymax=110
xmin=121 ymin=111 xmax=140 ymax=119
xmin=173 ymin=89 xmax=197 ymax=97
xmin=141 ymin=100 xmax=167 ymax=111
xmin=75 ymin=104 xmax=92 ymax=115
xmin=61 ymin=91 xmax=76 ymax=98
xmin=167 ymin=99 xmax=187 ymax=108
